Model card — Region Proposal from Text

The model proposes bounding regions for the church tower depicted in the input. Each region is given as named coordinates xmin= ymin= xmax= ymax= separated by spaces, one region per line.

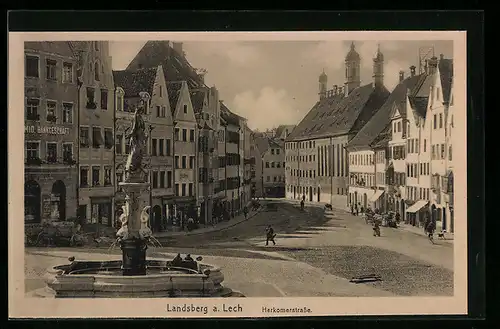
xmin=319 ymin=69 xmax=327 ymax=100
xmin=345 ymin=42 xmax=361 ymax=94
xmin=373 ymin=44 xmax=384 ymax=88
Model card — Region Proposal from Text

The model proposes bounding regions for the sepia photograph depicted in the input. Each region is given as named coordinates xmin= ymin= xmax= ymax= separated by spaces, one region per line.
xmin=9 ymin=31 xmax=467 ymax=318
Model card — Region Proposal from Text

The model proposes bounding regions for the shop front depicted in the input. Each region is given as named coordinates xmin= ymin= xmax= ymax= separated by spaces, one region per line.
xmin=405 ymin=200 xmax=429 ymax=227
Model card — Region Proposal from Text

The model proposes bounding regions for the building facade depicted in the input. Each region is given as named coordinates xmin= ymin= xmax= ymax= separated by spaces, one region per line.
xmin=24 ymin=41 xmax=79 ymax=226
xmin=261 ymin=139 xmax=286 ymax=198
xmin=73 ymin=41 xmax=116 ymax=227
xmin=286 ymin=43 xmax=390 ymax=209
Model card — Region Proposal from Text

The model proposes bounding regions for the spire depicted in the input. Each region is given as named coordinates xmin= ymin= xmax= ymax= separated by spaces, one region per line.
xmin=374 ymin=43 xmax=384 ymax=61
xmin=373 ymin=44 xmax=384 ymax=88
xmin=345 ymin=41 xmax=360 ymax=62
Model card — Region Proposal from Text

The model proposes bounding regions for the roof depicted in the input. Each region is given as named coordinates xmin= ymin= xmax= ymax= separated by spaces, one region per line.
xmin=112 ymin=68 xmax=157 ymax=97
xmin=166 ymin=81 xmax=183 ymax=113
xmin=345 ymin=42 xmax=360 ymax=61
xmin=408 ymin=73 xmax=433 ymax=119
xmin=346 ymin=74 xmax=422 ymax=151
xmin=220 ymin=102 xmax=241 ymax=126
xmin=126 ymin=41 xmax=205 ymax=90
xmin=287 ymin=83 xmax=390 ymax=142
xmin=25 ymin=41 xmax=75 ymax=58
xmin=275 ymin=125 xmax=296 ymax=139
xmin=190 ymin=89 xmax=206 ymax=113
xmin=254 ymin=136 xmax=270 ymax=155
xmin=438 ymin=58 xmax=453 ymax=103
xmin=370 ymin=124 xmax=391 ymax=149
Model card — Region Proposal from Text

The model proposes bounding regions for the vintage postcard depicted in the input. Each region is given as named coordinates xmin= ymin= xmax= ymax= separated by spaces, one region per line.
xmin=9 ymin=31 xmax=467 ymax=318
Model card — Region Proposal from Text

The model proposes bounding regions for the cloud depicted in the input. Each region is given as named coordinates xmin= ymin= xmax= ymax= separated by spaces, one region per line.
xmin=304 ymin=40 xmax=410 ymax=91
xmin=187 ymin=42 xmax=261 ymax=66
xmin=231 ymin=87 xmax=302 ymax=130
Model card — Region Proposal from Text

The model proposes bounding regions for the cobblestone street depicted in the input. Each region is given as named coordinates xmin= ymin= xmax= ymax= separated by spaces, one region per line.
xmin=25 ymin=201 xmax=454 ymax=297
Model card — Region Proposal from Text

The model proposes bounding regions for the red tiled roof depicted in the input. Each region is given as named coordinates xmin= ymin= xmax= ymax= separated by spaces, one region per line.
xmin=346 ymin=74 xmax=422 ymax=151
xmin=112 ymin=67 xmax=157 ymax=97
xmin=25 ymin=41 xmax=75 ymax=58
xmin=287 ymin=83 xmax=390 ymax=141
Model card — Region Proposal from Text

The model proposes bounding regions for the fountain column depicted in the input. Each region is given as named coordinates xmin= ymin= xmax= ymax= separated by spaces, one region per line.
xmin=119 ymin=181 xmax=150 ymax=276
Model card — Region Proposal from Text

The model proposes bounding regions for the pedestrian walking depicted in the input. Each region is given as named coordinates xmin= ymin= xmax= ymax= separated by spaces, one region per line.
xmin=265 ymin=225 xmax=276 ymax=246
xmin=243 ymin=206 xmax=249 ymax=220
xmin=355 ymin=204 xmax=359 ymax=216
xmin=350 ymin=204 xmax=354 ymax=215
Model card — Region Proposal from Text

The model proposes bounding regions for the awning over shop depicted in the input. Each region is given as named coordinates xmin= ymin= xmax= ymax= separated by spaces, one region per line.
xmin=369 ymin=190 xmax=384 ymax=202
xmin=406 ymin=200 xmax=429 ymax=213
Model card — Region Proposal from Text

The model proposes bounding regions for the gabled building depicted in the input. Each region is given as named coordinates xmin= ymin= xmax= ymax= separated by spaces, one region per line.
xmin=285 ymin=43 xmax=390 ymax=209
xmin=72 ymin=41 xmax=115 ymax=227
xmin=113 ymin=64 xmax=174 ymax=232
xmin=256 ymin=137 xmax=286 ymax=198
xmin=275 ymin=125 xmax=296 ymax=141
xmin=24 ymin=41 xmax=79 ymax=226
xmin=346 ymin=66 xmax=423 ymax=215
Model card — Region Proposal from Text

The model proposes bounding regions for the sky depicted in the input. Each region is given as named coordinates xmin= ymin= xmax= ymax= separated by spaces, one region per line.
xmin=109 ymin=40 xmax=453 ymax=131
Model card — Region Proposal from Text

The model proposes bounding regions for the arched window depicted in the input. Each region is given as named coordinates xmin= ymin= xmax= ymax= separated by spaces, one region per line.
xmin=116 ymin=87 xmax=125 ymax=111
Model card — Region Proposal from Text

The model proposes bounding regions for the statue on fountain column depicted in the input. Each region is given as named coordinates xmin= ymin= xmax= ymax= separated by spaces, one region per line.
xmin=124 ymin=106 xmax=147 ymax=182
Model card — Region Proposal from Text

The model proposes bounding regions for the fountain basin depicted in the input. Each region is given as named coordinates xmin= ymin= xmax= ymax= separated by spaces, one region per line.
xmin=34 ymin=259 xmax=238 ymax=298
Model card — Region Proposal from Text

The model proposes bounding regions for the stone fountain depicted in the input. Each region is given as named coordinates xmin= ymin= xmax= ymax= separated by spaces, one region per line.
xmin=32 ymin=100 xmax=240 ymax=298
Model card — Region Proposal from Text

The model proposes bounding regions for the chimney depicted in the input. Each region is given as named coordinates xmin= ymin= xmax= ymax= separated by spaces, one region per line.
xmin=172 ymin=42 xmax=183 ymax=56
xmin=399 ymin=70 xmax=405 ymax=82
xmin=427 ymin=56 xmax=438 ymax=75
xmin=410 ymin=65 xmax=416 ymax=77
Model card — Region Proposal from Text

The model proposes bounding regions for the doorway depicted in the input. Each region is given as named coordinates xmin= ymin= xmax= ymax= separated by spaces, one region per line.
xmin=51 ymin=180 xmax=66 ymax=221
xmin=25 ymin=180 xmax=41 ymax=223
xmin=309 ymin=186 xmax=313 ymax=202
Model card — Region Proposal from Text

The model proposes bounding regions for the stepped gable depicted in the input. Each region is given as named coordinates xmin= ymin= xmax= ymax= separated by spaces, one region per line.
xmin=112 ymin=67 xmax=157 ymax=97
xmin=287 ymin=83 xmax=390 ymax=141
xmin=346 ymin=74 xmax=422 ymax=151
xmin=166 ymin=81 xmax=183 ymax=114
xmin=25 ymin=41 xmax=75 ymax=57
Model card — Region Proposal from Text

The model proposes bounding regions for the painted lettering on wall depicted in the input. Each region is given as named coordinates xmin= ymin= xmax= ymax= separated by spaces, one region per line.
xmin=25 ymin=125 xmax=71 ymax=135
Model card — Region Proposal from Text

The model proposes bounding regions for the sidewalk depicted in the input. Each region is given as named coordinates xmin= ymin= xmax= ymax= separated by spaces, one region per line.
xmin=397 ymin=222 xmax=454 ymax=244
xmin=153 ymin=207 xmax=262 ymax=238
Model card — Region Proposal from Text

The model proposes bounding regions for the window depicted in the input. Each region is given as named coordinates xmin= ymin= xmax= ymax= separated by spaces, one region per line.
xmin=271 ymin=162 xmax=275 ymax=168
xmin=80 ymin=167 xmax=89 ymax=187
xmin=189 ymin=156 xmax=195 ymax=169
xmin=283 ymin=162 xmax=285 ymax=167
xmin=156 ymin=106 xmax=161 ymax=117
xmin=182 ymin=183 xmax=186 ymax=196
xmin=397 ymin=121 xmax=401 ymax=132
xmin=433 ymin=114 xmax=437 ymax=129
xmin=46 ymin=59 xmax=57 ymax=80
xmin=424 ymin=139 xmax=427 ymax=152
xmin=94 ymin=61 xmax=100 ymax=81
xmin=101 ymin=90 xmax=108 ymax=109
xmin=62 ymin=62 xmax=73 ymax=83
xmin=182 ymin=156 xmax=187 ymax=169
xmin=46 ymin=101 xmax=57 ymax=122
xmin=441 ymin=144 xmax=445 ymax=159
xmin=183 ymin=104 xmax=188 ymax=114
xmin=25 ymin=55 xmax=39 ymax=78
xmin=167 ymin=171 xmax=172 ymax=188
xmin=431 ymin=145 xmax=435 ymax=159
xmin=189 ymin=129 xmax=195 ymax=142
xmin=271 ymin=149 xmax=275 ymax=155
xmin=152 ymin=171 xmax=159 ymax=189
xmin=63 ymin=143 xmax=73 ymax=162
xmin=439 ymin=113 xmax=443 ymax=128
xmin=266 ymin=176 xmax=270 ymax=182
xmin=182 ymin=129 xmax=187 ymax=142
xmin=115 ymin=134 xmax=123 ymax=154
xmin=175 ymin=128 xmax=180 ymax=141
xmin=86 ymin=88 xmax=96 ymax=109
xmin=449 ymin=146 xmax=453 ymax=161
xmin=166 ymin=139 xmax=171 ymax=156
xmin=273 ymin=176 xmax=277 ymax=182
xmin=436 ymin=87 xmax=440 ymax=101
xmin=175 ymin=184 xmax=179 ymax=196
xmin=116 ymin=173 xmax=123 ymax=188
xmin=160 ymin=171 xmax=165 ymax=188
xmin=151 ymin=139 xmax=157 ymax=156
xmin=276 ymin=149 xmax=280 ymax=155
xmin=158 ymin=139 xmax=164 ymax=156
xmin=175 ymin=156 xmax=180 ymax=169
xmin=92 ymin=127 xmax=102 ymax=148
xmin=277 ymin=162 xmax=281 ymax=168
xmin=92 ymin=166 xmax=100 ymax=186
xmin=62 ymin=103 xmax=73 ymax=123
xmin=103 ymin=128 xmax=113 ymax=149
xmin=104 ymin=166 xmax=112 ymax=186
xmin=26 ymin=99 xmax=40 ymax=120
xmin=46 ymin=143 xmax=57 ymax=163
xmin=188 ymin=183 xmax=193 ymax=196
xmin=80 ymin=127 xmax=89 ymax=147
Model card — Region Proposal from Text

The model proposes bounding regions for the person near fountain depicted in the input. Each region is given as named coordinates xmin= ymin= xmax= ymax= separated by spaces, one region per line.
xmin=265 ymin=225 xmax=276 ymax=246
xmin=172 ymin=253 xmax=183 ymax=266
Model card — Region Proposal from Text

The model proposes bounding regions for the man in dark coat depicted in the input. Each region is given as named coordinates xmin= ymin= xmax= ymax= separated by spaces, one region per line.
xmin=265 ymin=225 xmax=276 ymax=246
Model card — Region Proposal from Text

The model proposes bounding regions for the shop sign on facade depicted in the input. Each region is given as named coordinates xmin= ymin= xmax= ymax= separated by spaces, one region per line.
xmin=25 ymin=125 xmax=71 ymax=135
